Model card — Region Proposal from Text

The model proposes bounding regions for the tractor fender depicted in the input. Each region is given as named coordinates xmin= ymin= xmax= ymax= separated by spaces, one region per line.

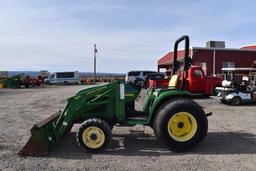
xmin=149 ymin=90 xmax=192 ymax=124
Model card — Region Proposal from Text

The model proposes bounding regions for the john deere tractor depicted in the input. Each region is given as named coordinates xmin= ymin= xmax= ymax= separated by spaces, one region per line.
xmin=20 ymin=35 xmax=210 ymax=156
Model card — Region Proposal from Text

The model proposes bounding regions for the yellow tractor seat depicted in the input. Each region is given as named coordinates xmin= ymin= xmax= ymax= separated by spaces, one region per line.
xmin=168 ymin=75 xmax=179 ymax=89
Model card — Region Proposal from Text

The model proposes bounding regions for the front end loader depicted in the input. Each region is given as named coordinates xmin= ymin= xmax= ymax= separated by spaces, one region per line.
xmin=20 ymin=35 xmax=209 ymax=156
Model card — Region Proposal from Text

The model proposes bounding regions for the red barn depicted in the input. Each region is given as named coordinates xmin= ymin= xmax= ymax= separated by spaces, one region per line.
xmin=157 ymin=41 xmax=256 ymax=76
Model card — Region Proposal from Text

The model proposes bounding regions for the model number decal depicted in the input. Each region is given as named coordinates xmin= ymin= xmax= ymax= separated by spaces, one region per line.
xmin=120 ymin=83 xmax=125 ymax=100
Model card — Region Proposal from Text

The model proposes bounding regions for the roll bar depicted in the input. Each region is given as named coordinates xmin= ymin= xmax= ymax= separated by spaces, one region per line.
xmin=172 ymin=35 xmax=190 ymax=90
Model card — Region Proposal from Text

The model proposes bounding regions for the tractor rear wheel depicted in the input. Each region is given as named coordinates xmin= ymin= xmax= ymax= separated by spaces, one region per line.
xmin=153 ymin=98 xmax=208 ymax=152
xmin=76 ymin=118 xmax=112 ymax=152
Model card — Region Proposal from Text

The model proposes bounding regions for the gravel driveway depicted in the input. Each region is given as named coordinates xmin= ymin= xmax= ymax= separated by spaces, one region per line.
xmin=0 ymin=85 xmax=256 ymax=171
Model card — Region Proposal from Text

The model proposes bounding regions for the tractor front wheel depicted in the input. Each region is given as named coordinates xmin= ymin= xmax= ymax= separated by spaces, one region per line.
xmin=153 ymin=98 xmax=208 ymax=152
xmin=76 ymin=118 xmax=112 ymax=152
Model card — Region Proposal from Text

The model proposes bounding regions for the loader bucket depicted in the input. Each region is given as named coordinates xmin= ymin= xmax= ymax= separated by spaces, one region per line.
xmin=19 ymin=112 xmax=61 ymax=156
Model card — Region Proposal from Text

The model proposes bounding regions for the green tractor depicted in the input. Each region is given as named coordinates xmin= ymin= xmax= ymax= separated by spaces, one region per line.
xmin=19 ymin=35 xmax=210 ymax=156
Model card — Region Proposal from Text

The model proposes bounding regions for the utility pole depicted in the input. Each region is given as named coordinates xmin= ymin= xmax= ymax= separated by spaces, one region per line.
xmin=93 ymin=44 xmax=97 ymax=84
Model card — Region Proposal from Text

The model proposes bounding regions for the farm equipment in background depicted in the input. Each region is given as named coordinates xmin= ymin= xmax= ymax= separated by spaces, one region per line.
xmin=0 ymin=74 xmax=42 ymax=88
xmin=38 ymin=70 xmax=50 ymax=82
xmin=23 ymin=75 xmax=43 ymax=88
xmin=0 ymin=71 xmax=8 ymax=88
xmin=216 ymin=67 xmax=256 ymax=105
xmin=0 ymin=75 xmax=23 ymax=88
xmin=19 ymin=35 xmax=210 ymax=156
xmin=0 ymin=81 xmax=5 ymax=88
xmin=0 ymin=76 xmax=6 ymax=88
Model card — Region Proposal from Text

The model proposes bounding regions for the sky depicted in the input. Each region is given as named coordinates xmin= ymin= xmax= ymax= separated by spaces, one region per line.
xmin=0 ymin=0 xmax=256 ymax=73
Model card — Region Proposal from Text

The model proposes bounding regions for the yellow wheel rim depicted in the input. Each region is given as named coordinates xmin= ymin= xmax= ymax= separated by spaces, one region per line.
xmin=167 ymin=112 xmax=197 ymax=142
xmin=82 ymin=126 xmax=105 ymax=149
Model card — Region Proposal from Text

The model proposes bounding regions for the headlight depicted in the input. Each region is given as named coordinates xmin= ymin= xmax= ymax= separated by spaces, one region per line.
xmin=153 ymin=92 xmax=159 ymax=97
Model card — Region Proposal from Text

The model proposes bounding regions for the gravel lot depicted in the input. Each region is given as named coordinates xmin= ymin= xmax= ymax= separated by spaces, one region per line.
xmin=1 ymin=85 xmax=256 ymax=171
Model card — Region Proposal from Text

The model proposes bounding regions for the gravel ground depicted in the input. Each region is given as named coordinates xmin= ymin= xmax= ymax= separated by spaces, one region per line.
xmin=0 ymin=85 xmax=256 ymax=171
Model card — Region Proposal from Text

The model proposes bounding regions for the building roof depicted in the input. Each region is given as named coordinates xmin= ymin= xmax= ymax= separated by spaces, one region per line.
xmin=157 ymin=49 xmax=192 ymax=66
xmin=239 ymin=45 xmax=256 ymax=50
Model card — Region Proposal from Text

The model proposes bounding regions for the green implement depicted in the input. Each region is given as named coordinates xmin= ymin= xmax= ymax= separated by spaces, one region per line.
xmin=20 ymin=35 xmax=210 ymax=156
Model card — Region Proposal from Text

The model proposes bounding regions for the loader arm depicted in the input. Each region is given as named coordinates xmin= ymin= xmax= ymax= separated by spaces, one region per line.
xmin=54 ymin=81 xmax=124 ymax=139
xmin=19 ymin=80 xmax=125 ymax=156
